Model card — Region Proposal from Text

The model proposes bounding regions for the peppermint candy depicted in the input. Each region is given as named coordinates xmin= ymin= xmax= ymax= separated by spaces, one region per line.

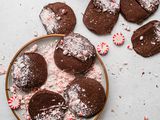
xmin=113 ymin=33 xmax=125 ymax=46
xmin=8 ymin=96 xmax=20 ymax=110
xmin=97 ymin=42 xmax=109 ymax=56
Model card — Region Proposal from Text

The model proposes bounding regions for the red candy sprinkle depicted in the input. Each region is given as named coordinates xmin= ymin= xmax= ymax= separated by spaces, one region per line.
xmin=113 ymin=33 xmax=125 ymax=46
xmin=8 ymin=96 xmax=20 ymax=110
xmin=97 ymin=42 xmax=109 ymax=56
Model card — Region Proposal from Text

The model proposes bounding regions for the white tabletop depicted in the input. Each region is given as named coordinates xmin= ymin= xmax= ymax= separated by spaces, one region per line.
xmin=0 ymin=0 xmax=160 ymax=120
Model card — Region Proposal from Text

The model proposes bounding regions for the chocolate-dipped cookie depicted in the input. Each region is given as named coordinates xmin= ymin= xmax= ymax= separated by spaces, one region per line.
xmin=54 ymin=33 xmax=96 ymax=74
xmin=12 ymin=53 xmax=48 ymax=92
xmin=39 ymin=2 xmax=76 ymax=35
xmin=28 ymin=90 xmax=67 ymax=120
xmin=65 ymin=77 xmax=106 ymax=118
xmin=83 ymin=0 xmax=120 ymax=35
xmin=131 ymin=20 xmax=160 ymax=57
xmin=120 ymin=0 xmax=160 ymax=23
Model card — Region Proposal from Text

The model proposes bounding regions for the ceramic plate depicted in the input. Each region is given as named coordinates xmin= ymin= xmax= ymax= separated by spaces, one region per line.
xmin=5 ymin=34 xmax=109 ymax=120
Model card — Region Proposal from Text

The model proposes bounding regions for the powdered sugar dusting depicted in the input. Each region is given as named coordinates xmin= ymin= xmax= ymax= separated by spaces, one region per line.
xmin=40 ymin=8 xmax=60 ymax=34
xmin=138 ymin=0 xmax=160 ymax=11
xmin=57 ymin=33 xmax=96 ymax=61
xmin=93 ymin=0 xmax=119 ymax=13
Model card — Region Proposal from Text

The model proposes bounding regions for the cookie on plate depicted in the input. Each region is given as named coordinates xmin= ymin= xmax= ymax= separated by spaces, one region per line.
xmin=83 ymin=0 xmax=120 ymax=35
xmin=54 ymin=33 xmax=96 ymax=74
xmin=39 ymin=2 xmax=76 ymax=35
xmin=65 ymin=77 xmax=106 ymax=118
xmin=12 ymin=53 xmax=48 ymax=92
xmin=120 ymin=0 xmax=160 ymax=23
xmin=28 ymin=90 xmax=67 ymax=120
xmin=131 ymin=20 xmax=160 ymax=57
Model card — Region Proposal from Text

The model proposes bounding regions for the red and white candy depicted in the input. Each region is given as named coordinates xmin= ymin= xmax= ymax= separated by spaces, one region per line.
xmin=8 ymin=96 xmax=20 ymax=110
xmin=113 ymin=33 xmax=125 ymax=46
xmin=97 ymin=42 xmax=109 ymax=56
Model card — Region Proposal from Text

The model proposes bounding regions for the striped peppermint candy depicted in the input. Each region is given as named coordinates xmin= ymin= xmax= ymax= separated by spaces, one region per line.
xmin=113 ymin=33 xmax=125 ymax=46
xmin=8 ymin=96 xmax=20 ymax=110
xmin=97 ymin=42 xmax=109 ymax=56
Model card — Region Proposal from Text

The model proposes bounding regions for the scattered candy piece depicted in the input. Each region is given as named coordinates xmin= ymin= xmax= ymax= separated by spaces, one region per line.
xmin=97 ymin=42 xmax=109 ymax=56
xmin=0 ymin=65 xmax=6 ymax=75
xmin=25 ymin=44 xmax=38 ymax=53
xmin=113 ymin=33 xmax=125 ymax=46
xmin=144 ymin=116 xmax=148 ymax=120
xmin=8 ymin=96 xmax=20 ymax=110
xmin=127 ymin=45 xmax=133 ymax=50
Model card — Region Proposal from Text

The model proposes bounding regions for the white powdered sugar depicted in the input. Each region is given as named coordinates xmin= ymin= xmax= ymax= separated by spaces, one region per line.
xmin=57 ymin=33 xmax=96 ymax=61
xmin=40 ymin=8 xmax=60 ymax=34
xmin=12 ymin=55 xmax=33 ymax=87
xmin=93 ymin=0 xmax=119 ymax=13
xmin=138 ymin=0 xmax=160 ymax=11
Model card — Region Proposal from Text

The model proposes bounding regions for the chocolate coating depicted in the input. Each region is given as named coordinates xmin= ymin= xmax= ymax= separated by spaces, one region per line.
xmin=28 ymin=90 xmax=67 ymax=120
xmin=131 ymin=20 xmax=160 ymax=57
xmin=65 ymin=77 xmax=106 ymax=118
xmin=120 ymin=0 xmax=159 ymax=23
xmin=83 ymin=0 xmax=119 ymax=35
xmin=12 ymin=53 xmax=48 ymax=92
xmin=54 ymin=33 xmax=96 ymax=74
xmin=39 ymin=2 xmax=76 ymax=35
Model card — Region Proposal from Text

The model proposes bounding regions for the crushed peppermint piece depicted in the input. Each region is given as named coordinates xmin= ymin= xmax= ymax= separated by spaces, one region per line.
xmin=140 ymin=36 xmax=144 ymax=40
xmin=138 ymin=0 xmax=160 ymax=12
xmin=113 ymin=33 xmax=125 ymax=46
xmin=144 ymin=116 xmax=149 ymax=120
xmin=25 ymin=44 xmax=38 ymax=53
xmin=0 ymin=65 xmax=6 ymax=75
xmin=57 ymin=33 xmax=96 ymax=61
xmin=8 ymin=96 xmax=20 ymax=110
xmin=93 ymin=0 xmax=119 ymax=13
xmin=127 ymin=45 xmax=133 ymax=50
xmin=97 ymin=42 xmax=109 ymax=56
xmin=40 ymin=8 xmax=60 ymax=34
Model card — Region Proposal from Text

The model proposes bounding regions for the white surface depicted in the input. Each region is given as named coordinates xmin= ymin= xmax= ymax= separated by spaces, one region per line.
xmin=0 ymin=0 xmax=159 ymax=120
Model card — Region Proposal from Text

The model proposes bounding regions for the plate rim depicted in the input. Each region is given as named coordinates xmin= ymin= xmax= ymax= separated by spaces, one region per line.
xmin=5 ymin=34 xmax=109 ymax=120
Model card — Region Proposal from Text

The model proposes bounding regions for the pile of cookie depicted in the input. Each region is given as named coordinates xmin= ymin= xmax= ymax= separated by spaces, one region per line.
xmin=9 ymin=33 xmax=106 ymax=120
xmin=39 ymin=0 xmax=160 ymax=57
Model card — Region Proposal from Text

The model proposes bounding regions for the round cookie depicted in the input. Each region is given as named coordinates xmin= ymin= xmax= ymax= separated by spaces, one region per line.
xmin=83 ymin=0 xmax=120 ymax=35
xmin=120 ymin=0 xmax=160 ymax=23
xmin=39 ymin=2 xmax=76 ymax=35
xmin=28 ymin=90 xmax=67 ymax=120
xmin=54 ymin=33 xmax=96 ymax=74
xmin=65 ymin=77 xmax=106 ymax=118
xmin=131 ymin=20 xmax=160 ymax=57
xmin=12 ymin=53 xmax=48 ymax=92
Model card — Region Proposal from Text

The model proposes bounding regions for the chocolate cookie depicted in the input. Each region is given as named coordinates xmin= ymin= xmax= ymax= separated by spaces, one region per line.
xmin=12 ymin=53 xmax=48 ymax=92
xmin=65 ymin=77 xmax=106 ymax=118
xmin=54 ymin=33 xmax=96 ymax=74
xmin=83 ymin=0 xmax=120 ymax=35
xmin=28 ymin=90 xmax=67 ymax=120
xmin=131 ymin=20 xmax=160 ymax=57
xmin=120 ymin=0 xmax=160 ymax=23
xmin=39 ymin=2 xmax=76 ymax=35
